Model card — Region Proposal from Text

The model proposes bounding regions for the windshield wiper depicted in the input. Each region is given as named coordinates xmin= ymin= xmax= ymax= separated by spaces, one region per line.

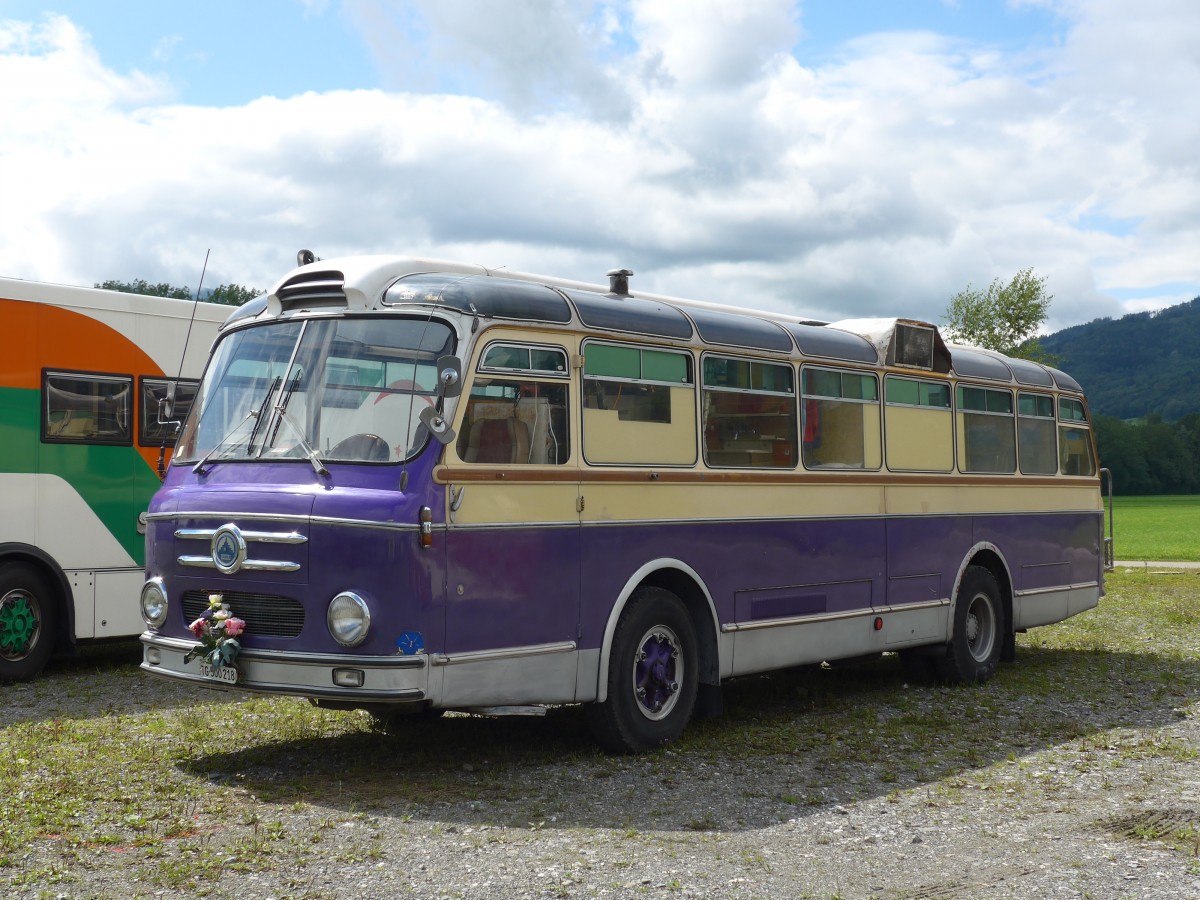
xmin=245 ymin=375 xmax=281 ymax=456
xmin=190 ymin=393 xmax=277 ymax=482
xmin=262 ymin=368 xmax=328 ymax=476
xmin=271 ymin=404 xmax=329 ymax=476
xmin=267 ymin=368 xmax=301 ymax=449
xmin=191 ymin=375 xmax=281 ymax=474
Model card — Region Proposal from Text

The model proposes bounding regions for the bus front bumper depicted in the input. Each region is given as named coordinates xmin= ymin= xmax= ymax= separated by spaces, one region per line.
xmin=139 ymin=633 xmax=429 ymax=703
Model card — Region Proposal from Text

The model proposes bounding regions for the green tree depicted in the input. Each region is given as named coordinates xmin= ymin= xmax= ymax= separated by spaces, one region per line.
xmin=943 ymin=268 xmax=1053 ymax=360
xmin=97 ymin=278 xmax=261 ymax=306
xmin=96 ymin=278 xmax=192 ymax=300
xmin=206 ymin=283 xmax=262 ymax=306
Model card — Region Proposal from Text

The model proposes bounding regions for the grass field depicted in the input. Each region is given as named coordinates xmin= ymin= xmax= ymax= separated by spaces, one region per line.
xmin=1111 ymin=494 xmax=1200 ymax=561
xmin=3 ymin=569 xmax=1200 ymax=899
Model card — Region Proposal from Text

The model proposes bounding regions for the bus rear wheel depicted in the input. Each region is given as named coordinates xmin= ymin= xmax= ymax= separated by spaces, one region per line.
xmin=587 ymin=587 xmax=699 ymax=754
xmin=936 ymin=565 xmax=1003 ymax=684
xmin=0 ymin=563 xmax=57 ymax=682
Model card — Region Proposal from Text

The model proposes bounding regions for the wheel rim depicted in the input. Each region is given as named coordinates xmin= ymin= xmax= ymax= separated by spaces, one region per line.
xmin=964 ymin=591 xmax=997 ymax=663
xmin=631 ymin=625 xmax=683 ymax=721
xmin=0 ymin=589 xmax=41 ymax=661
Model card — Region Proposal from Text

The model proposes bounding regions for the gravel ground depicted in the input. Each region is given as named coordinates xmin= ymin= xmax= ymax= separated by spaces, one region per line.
xmin=5 ymin=603 xmax=1200 ymax=900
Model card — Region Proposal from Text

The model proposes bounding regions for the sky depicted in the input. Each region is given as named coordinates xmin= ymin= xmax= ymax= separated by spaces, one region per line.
xmin=1 ymin=0 xmax=1197 ymax=333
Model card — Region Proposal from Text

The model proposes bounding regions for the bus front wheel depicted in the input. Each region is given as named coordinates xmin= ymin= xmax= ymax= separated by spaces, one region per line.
xmin=936 ymin=565 xmax=1003 ymax=684
xmin=587 ymin=587 xmax=699 ymax=754
xmin=0 ymin=562 xmax=57 ymax=682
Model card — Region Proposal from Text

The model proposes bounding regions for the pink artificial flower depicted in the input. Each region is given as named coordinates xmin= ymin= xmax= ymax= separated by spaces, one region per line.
xmin=223 ymin=617 xmax=246 ymax=637
xmin=188 ymin=618 xmax=206 ymax=638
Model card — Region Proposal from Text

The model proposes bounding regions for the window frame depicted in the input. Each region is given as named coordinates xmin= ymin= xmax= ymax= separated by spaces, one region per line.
xmin=477 ymin=341 xmax=570 ymax=379
xmin=139 ymin=377 xmax=200 ymax=448
xmin=1057 ymin=395 xmax=1096 ymax=477
xmin=799 ymin=364 xmax=882 ymax=471
xmin=41 ymin=369 xmax=134 ymax=446
xmin=883 ymin=374 xmax=953 ymax=473
xmin=580 ymin=338 xmax=697 ymax=467
xmin=1016 ymin=390 xmax=1058 ymax=476
xmin=955 ymin=383 xmax=1016 ymax=474
xmin=700 ymin=352 xmax=798 ymax=470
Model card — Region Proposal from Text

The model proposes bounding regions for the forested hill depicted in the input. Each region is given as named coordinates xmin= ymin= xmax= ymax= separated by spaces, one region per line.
xmin=1038 ymin=296 xmax=1200 ymax=421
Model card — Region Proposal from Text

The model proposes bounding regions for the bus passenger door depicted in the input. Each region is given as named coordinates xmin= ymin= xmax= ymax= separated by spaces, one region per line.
xmin=439 ymin=344 xmax=581 ymax=708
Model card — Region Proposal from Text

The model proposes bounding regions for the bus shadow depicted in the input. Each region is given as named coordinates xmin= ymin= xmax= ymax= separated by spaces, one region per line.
xmin=180 ymin=645 xmax=1200 ymax=834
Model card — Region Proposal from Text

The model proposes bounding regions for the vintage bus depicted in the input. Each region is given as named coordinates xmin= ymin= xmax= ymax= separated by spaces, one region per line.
xmin=138 ymin=255 xmax=1106 ymax=752
xmin=0 ymin=277 xmax=228 ymax=680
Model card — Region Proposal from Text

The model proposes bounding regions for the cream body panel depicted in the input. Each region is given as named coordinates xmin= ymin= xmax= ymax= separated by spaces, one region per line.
xmin=0 ymin=473 xmax=137 ymax=569
xmin=580 ymin=481 xmax=888 ymax=524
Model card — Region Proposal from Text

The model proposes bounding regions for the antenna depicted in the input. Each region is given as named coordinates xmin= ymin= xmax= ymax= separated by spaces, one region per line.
xmin=158 ymin=249 xmax=211 ymax=479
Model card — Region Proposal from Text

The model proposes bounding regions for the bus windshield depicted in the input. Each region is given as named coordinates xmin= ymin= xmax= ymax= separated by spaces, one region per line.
xmin=175 ymin=316 xmax=456 ymax=465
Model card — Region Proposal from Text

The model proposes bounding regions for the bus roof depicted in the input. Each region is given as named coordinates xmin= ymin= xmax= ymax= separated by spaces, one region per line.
xmin=249 ymin=254 xmax=1082 ymax=393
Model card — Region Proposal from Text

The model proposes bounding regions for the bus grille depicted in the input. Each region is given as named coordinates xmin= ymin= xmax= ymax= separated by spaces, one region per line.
xmin=182 ymin=591 xmax=305 ymax=638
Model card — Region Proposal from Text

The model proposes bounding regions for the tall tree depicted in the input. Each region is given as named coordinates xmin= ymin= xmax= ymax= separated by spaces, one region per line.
xmin=96 ymin=278 xmax=192 ymax=300
xmin=97 ymin=278 xmax=261 ymax=306
xmin=943 ymin=268 xmax=1053 ymax=360
xmin=206 ymin=283 xmax=261 ymax=306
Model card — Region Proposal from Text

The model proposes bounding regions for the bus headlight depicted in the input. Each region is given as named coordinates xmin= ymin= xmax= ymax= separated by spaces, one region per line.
xmin=140 ymin=578 xmax=169 ymax=628
xmin=327 ymin=592 xmax=371 ymax=647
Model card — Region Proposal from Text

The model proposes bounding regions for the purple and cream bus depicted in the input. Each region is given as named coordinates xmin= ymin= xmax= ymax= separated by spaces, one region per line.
xmin=139 ymin=254 xmax=1107 ymax=752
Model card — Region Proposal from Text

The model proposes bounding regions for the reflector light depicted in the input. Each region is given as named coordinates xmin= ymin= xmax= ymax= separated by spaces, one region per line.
xmin=333 ymin=668 xmax=365 ymax=688
xmin=873 ymin=617 xmax=884 ymax=631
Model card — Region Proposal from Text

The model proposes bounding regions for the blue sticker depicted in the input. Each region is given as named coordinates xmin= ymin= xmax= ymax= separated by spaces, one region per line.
xmin=395 ymin=631 xmax=425 ymax=655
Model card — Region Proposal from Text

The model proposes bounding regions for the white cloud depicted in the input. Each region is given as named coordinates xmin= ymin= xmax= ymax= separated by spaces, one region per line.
xmin=344 ymin=0 xmax=633 ymax=118
xmin=1 ymin=2 xmax=1198 ymax=335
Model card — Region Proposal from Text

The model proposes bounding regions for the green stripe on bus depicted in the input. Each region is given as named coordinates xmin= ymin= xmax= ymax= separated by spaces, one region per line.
xmin=0 ymin=385 xmax=160 ymax=565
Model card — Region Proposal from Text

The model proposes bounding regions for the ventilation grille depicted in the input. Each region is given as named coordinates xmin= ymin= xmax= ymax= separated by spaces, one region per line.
xmin=182 ymin=591 xmax=305 ymax=638
xmin=276 ymin=269 xmax=347 ymax=311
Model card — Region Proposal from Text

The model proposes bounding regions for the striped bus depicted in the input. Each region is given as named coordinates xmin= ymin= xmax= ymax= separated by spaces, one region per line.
xmin=138 ymin=255 xmax=1107 ymax=752
xmin=0 ymin=277 xmax=227 ymax=680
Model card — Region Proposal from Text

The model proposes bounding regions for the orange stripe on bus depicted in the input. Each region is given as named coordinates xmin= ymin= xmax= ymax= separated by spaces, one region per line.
xmin=0 ymin=298 xmax=174 ymax=472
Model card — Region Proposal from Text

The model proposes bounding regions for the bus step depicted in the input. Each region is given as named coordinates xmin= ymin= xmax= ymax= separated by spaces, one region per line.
xmin=465 ymin=705 xmax=548 ymax=717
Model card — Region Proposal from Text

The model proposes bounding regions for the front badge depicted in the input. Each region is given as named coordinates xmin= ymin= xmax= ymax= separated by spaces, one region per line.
xmin=211 ymin=524 xmax=247 ymax=575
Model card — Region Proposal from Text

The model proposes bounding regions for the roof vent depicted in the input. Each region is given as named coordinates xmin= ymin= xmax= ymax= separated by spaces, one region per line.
xmin=275 ymin=269 xmax=347 ymax=311
xmin=606 ymin=268 xmax=633 ymax=297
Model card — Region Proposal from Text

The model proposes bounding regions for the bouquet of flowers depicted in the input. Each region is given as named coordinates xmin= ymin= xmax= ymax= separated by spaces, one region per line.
xmin=183 ymin=594 xmax=246 ymax=670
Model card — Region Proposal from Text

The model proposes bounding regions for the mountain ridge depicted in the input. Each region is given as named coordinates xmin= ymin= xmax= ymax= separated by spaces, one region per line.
xmin=1036 ymin=296 xmax=1200 ymax=421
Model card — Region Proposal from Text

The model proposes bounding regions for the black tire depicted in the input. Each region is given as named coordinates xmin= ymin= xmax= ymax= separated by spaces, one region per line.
xmin=586 ymin=587 xmax=699 ymax=754
xmin=0 ymin=562 xmax=58 ymax=682
xmin=935 ymin=565 xmax=1004 ymax=684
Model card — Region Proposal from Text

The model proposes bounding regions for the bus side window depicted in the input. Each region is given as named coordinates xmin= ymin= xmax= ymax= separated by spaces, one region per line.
xmin=1017 ymin=392 xmax=1057 ymax=475
xmin=884 ymin=376 xmax=952 ymax=472
xmin=702 ymin=355 xmax=797 ymax=468
xmin=456 ymin=379 xmax=570 ymax=465
xmin=1058 ymin=397 xmax=1096 ymax=476
xmin=140 ymin=377 xmax=199 ymax=446
xmin=957 ymin=385 xmax=1016 ymax=474
xmin=801 ymin=367 xmax=880 ymax=469
xmin=43 ymin=371 xmax=133 ymax=444
xmin=582 ymin=342 xmax=696 ymax=466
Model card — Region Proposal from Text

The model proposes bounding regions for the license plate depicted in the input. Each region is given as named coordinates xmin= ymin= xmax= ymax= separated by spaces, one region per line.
xmin=198 ymin=660 xmax=239 ymax=684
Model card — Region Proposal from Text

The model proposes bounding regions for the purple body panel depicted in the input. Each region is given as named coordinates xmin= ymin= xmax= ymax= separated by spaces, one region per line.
xmin=149 ymin=450 xmax=1102 ymax=661
xmin=445 ymin=525 xmax=580 ymax=653
xmin=149 ymin=449 xmax=446 ymax=656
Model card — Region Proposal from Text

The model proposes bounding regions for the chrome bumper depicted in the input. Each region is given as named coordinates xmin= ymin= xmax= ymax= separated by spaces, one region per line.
xmin=139 ymin=633 xmax=428 ymax=702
